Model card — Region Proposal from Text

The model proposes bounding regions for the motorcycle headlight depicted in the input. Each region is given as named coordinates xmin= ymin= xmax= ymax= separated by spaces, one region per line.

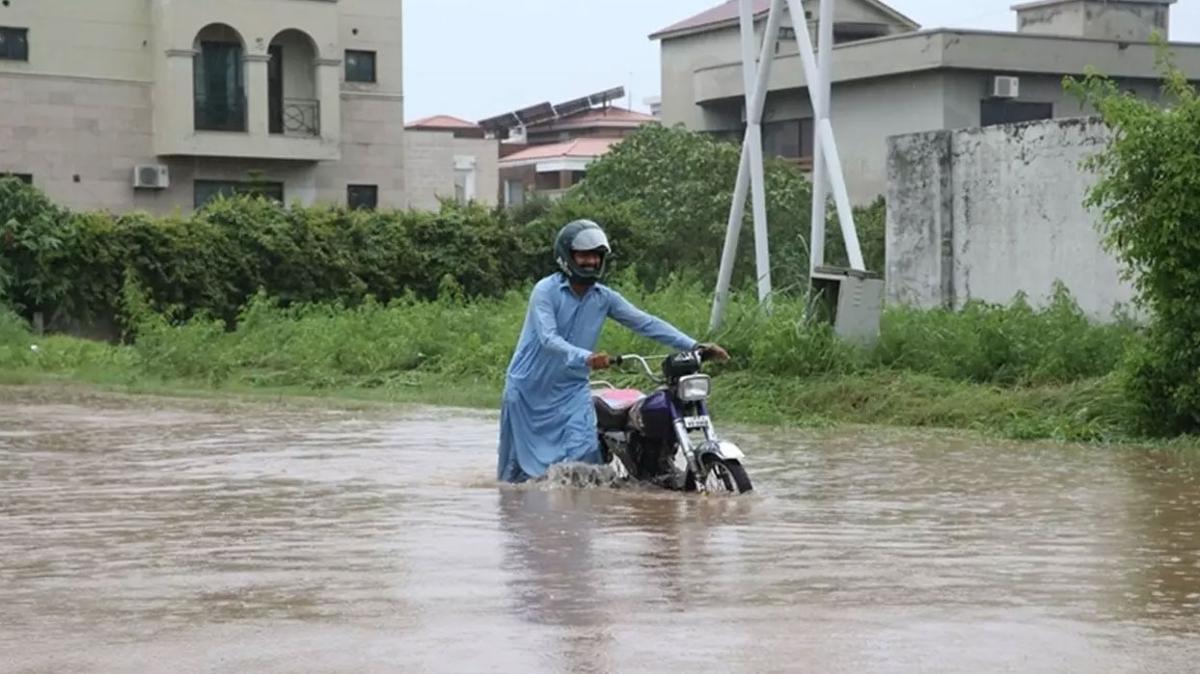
xmin=677 ymin=374 xmax=711 ymax=402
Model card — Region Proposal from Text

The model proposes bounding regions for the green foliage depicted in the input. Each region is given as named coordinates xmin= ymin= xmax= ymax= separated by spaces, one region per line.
xmin=0 ymin=183 xmax=555 ymax=329
xmin=0 ymin=177 xmax=73 ymax=313
xmin=1066 ymin=48 xmax=1200 ymax=434
xmin=553 ymin=124 xmax=884 ymax=290
xmin=0 ymin=125 xmax=893 ymax=332
xmin=1 ymin=279 xmax=1151 ymax=442
xmin=875 ymin=283 xmax=1137 ymax=386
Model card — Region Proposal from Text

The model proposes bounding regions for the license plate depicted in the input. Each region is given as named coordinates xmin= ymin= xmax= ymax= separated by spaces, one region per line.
xmin=684 ymin=416 xmax=709 ymax=430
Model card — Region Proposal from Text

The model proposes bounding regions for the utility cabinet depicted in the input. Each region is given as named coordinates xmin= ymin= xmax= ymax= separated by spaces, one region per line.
xmin=810 ymin=266 xmax=884 ymax=345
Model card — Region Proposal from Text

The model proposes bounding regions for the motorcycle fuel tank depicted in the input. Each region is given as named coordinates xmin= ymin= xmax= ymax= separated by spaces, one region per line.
xmin=628 ymin=390 xmax=676 ymax=439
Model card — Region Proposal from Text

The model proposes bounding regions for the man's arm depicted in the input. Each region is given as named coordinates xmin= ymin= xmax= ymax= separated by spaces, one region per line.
xmin=531 ymin=283 xmax=593 ymax=369
xmin=605 ymin=289 xmax=698 ymax=352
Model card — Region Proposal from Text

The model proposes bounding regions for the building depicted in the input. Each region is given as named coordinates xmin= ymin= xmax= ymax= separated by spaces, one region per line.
xmin=480 ymin=87 xmax=656 ymax=204
xmin=653 ymin=0 xmax=1200 ymax=203
xmin=403 ymin=115 xmax=499 ymax=210
xmin=0 ymin=0 xmax=410 ymax=213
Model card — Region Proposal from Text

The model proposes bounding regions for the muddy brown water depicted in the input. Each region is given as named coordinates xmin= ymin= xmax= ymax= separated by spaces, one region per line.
xmin=2 ymin=389 xmax=1199 ymax=673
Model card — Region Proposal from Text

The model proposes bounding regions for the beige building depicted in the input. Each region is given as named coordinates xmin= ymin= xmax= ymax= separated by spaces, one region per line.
xmin=654 ymin=0 xmax=1200 ymax=203
xmin=0 ymin=0 xmax=444 ymax=213
xmin=403 ymin=115 xmax=499 ymax=210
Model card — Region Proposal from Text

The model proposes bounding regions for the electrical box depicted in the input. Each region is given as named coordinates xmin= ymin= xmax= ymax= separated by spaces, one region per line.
xmin=810 ymin=265 xmax=884 ymax=346
xmin=133 ymin=164 xmax=169 ymax=189
xmin=992 ymin=75 xmax=1020 ymax=99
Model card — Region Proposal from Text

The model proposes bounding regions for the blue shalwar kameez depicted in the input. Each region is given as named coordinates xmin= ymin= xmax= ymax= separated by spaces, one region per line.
xmin=497 ymin=273 xmax=698 ymax=483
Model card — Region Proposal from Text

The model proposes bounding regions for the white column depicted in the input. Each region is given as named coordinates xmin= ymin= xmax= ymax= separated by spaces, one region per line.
xmin=244 ymin=53 xmax=271 ymax=137
xmin=785 ymin=0 xmax=864 ymax=271
xmin=710 ymin=0 xmax=787 ymax=330
xmin=809 ymin=0 xmax=835 ymax=273
xmin=739 ymin=0 xmax=773 ymax=305
xmin=157 ymin=49 xmax=197 ymax=155
xmin=315 ymin=57 xmax=343 ymax=145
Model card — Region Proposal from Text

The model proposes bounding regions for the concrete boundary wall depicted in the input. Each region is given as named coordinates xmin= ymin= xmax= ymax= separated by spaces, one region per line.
xmin=886 ymin=116 xmax=1137 ymax=320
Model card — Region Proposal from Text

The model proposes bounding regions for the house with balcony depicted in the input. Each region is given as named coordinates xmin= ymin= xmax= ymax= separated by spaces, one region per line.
xmin=653 ymin=0 xmax=1200 ymax=204
xmin=0 ymin=0 xmax=409 ymax=212
xmin=480 ymin=87 xmax=656 ymax=205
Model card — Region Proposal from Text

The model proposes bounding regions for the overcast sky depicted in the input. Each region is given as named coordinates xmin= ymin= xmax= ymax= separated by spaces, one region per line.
xmin=402 ymin=0 xmax=1200 ymax=122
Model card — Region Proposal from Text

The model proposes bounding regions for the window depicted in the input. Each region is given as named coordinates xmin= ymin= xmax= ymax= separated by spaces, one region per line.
xmin=981 ymin=100 xmax=1054 ymax=127
xmin=194 ymin=179 xmax=284 ymax=209
xmin=534 ymin=172 xmax=562 ymax=191
xmin=194 ymin=40 xmax=246 ymax=131
xmin=504 ymin=180 xmax=525 ymax=207
xmin=0 ymin=172 xmax=33 ymax=184
xmin=453 ymin=156 xmax=476 ymax=203
xmin=762 ymin=118 xmax=815 ymax=160
xmin=345 ymin=50 xmax=376 ymax=83
xmin=833 ymin=22 xmax=891 ymax=45
xmin=0 ymin=27 xmax=28 ymax=61
xmin=347 ymin=184 xmax=378 ymax=210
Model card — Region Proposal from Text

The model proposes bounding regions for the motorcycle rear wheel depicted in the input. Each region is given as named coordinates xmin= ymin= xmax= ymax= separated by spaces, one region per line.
xmin=687 ymin=456 xmax=753 ymax=494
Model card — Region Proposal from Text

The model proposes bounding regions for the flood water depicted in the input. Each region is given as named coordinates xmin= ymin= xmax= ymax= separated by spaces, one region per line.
xmin=2 ymin=388 xmax=1199 ymax=673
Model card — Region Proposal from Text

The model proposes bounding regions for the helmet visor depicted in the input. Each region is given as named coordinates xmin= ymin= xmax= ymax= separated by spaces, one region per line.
xmin=570 ymin=228 xmax=610 ymax=253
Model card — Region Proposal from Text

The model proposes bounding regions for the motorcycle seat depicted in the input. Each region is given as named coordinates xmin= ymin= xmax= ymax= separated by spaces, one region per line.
xmin=592 ymin=389 xmax=644 ymax=431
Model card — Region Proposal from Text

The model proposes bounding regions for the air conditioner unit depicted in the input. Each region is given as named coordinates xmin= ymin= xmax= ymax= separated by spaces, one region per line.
xmin=992 ymin=76 xmax=1020 ymax=99
xmin=133 ymin=164 xmax=169 ymax=189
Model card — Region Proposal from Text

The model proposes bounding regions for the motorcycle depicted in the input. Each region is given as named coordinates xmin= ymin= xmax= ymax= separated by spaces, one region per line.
xmin=590 ymin=349 xmax=753 ymax=494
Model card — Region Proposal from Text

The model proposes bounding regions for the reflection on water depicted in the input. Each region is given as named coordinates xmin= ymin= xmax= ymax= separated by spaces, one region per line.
xmin=1 ymin=390 xmax=1198 ymax=673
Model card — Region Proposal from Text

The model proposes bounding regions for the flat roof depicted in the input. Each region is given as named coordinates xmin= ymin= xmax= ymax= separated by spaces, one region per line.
xmin=1012 ymin=0 xmax=1175 ymax=9
xmin=691 ymin=27 xmax=1200 ymax=103
xmin=650 ymin=0 xmax=919 ymax=41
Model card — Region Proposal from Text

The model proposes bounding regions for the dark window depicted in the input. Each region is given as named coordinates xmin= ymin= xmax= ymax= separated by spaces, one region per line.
xmin=345 ymin=50 xmax=376 ymax=83
xmin=534 ymin=172 xmax=562 ymax=191
xmin=194 ymin=41 xmax=247 ymax=131
xmin=268 ymin=44 xmax=284 ymax=134
xmin=194 ymin=179 xmax=284 ymax=209
xmin=0 ymin=27 xmax=28 ymax=61
xmin=981 ymin=100 xmax=1054 ymax=127
xmin=569 ymin=171 xmax=587 ymax=186
xmin=1 ymin=172 xmax=33 ymax=184
xmin=833 ymin=22 xmax=890 ymax=44
xmin=347 ymin=184 xmax=378 ymax=210
xmin=762 ymin=118 xmax=815 ymax=160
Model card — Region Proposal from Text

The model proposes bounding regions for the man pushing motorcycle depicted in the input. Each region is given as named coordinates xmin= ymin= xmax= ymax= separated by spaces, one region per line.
xmin=496 ymin=219 xmax=729 ymax=483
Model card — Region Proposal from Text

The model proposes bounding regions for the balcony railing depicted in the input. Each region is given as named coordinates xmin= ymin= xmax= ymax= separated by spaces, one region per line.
xmin=278 ymin=98 xmax=320 ymax=137
xmin=194 ymin=92 xmax=247 ymax=132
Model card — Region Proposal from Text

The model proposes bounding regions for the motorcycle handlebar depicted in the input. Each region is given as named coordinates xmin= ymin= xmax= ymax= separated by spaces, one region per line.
xmin=612 ymin=353 xmax=661 ymax=380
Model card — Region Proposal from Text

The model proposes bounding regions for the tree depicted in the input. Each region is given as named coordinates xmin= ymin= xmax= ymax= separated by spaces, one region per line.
xmin=1067 ymin=50 xmax=1200 ymax=434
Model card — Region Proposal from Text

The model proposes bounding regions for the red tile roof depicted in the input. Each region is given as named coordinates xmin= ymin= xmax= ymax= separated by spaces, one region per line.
xmin=530 ymin=106 xmax=657 ymax=132
xmin=650 ymin=0 xmax=771 ymax=39
xmin=405 ymin=115 xmax=479 ymax=130
xmin=499 ymin=138 xmax=620 ymax=165
xmin=559 ymin=107 xmax=656 ymax=124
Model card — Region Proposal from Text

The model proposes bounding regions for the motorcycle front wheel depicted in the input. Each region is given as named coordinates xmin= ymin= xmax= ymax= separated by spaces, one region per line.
xmin=687 ymin=456 xmax=753 ymax=494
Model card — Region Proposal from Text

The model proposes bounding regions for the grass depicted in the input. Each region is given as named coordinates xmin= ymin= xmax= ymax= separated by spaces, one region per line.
xmin=1 ymin=278 xmax=1189 ymax=447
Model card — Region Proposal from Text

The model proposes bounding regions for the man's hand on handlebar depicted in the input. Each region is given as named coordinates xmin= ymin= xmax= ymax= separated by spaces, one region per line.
xmin=698 ymin=343 xmax=730 ymax=362
xmin=587 ymin=352 xmax=612 ymax=370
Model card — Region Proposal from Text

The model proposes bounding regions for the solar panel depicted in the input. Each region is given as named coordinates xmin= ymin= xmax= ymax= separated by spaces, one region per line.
xmin=553 ymin=95 xmax=592 ymax=118
xmin=478 ymin=112 xmax=521 ymax=132
xmin=515 ymin=102 xmax=556 ymax=126
xmin=478 ymin=86 xmax=627 ymax=132
xmin=587 ymin=86 xmax=626 ymax=106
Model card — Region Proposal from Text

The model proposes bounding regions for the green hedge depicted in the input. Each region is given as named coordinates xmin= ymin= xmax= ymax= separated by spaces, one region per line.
xmin=0 ymin=124 xmax=885 ymax=333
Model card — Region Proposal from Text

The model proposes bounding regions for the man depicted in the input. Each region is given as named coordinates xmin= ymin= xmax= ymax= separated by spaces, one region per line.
xmin=497 ymin=219 xmax=728 ymax=483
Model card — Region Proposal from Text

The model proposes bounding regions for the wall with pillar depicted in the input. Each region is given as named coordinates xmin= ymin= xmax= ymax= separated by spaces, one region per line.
xmin=886 ymin=117 xmax=1138 ymax=320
